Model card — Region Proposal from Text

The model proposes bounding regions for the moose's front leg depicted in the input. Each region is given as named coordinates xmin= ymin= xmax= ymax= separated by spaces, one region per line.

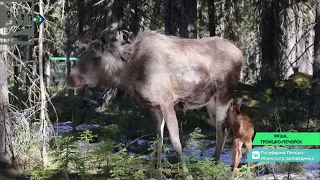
xmin=161 ymin=103 xmax=193 ymax=180
xmin=150 ymin=107 xmax=165 ymax=170
xmin=214 ymin=101 xmax=231 ymax=161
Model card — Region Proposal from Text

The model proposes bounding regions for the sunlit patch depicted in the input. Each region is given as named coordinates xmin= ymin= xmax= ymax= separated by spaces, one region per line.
xmin=182 ymin=70 xmax=203 ymax=84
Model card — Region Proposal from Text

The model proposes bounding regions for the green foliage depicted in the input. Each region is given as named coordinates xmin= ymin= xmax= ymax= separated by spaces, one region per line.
xmin=29 ymin=165 xmax=58 ymax=180
xmin=186 ymin=127 xmax=206 ymax=150
xmin=98 ymin=124 xmax=121 ymax=141
xmin=146 ymin=138 xmax=175 ymax=179
xmin=28 ymin=128 xmax=148 ymax=180
xmin=236 ymin=164 xmax=256 ymax=180
xmin=91 ymin=142 xmax=147 ymax=180
xmin=279 ymin=162 xmax=303 ymax=177
xmin=239 ymin=82 xmax=314 ymax=132
xmin=276 ymin=72 xmax=312 ymax=89
xmin=290 ymin=73 xmax=312 ymax=88
xmin=108 ymin=152 xmax=146 ymax=180
xmin=182 ymin=128 xmax=231 ymax=179
xmin=50 ymin=135 xmax=81 ymax=177
xmin=26 ymin=119 xmax=318 ymax=180
xmin=187 ymin=158 xmax=231 ymax=179
xmin=49 ymin=91 xmax=100 ymax=125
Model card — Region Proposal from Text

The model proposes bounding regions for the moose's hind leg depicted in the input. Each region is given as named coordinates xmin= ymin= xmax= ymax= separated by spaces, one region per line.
xmin=231 ymin=138 xmax=243 ymax=180
xmin=245 ymin=140 xmax=256 ymax=178
xmin=206 ymin=99 xmax=216 ymax=127
xmin=161 ymin=103 xmax=193 ymax=180
xmin=245 ymin=141 xmax=253 ymax=167
xmin=213 ymin=100 xmax=231 ymax=161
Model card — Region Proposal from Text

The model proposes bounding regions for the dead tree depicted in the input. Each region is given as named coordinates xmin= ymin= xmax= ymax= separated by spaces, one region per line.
xmin=0 ymin=25 xmax=12 ymax=169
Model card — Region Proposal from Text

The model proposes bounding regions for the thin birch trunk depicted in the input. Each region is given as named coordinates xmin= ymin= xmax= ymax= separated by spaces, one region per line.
xmin=38 ymin=0 xmax=48 ymax=167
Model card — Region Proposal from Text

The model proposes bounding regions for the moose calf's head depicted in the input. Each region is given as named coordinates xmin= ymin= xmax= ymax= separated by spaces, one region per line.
xmin=225 ymin=103 xmax=241 ymax=127
xmin=67 ymin=40 xmax=110 ymax=90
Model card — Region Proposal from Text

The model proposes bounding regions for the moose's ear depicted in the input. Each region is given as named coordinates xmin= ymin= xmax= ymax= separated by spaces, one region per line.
xmin=99 ymin=22 xmax=120 ymax=46
xmin=100 ymin=21 xmax=124 ymax=47
xmin=234 ymin=104 xmax=241 ymax=114
xmin=77 ymin=35 xmax=91 ymax=54
xmin=99 ymin=28 xmax=109 ymax=45
xmin=228 ymin=104 xmax=233 ymax=114
xmin=236 ymin=98 xmax=243 ymax=108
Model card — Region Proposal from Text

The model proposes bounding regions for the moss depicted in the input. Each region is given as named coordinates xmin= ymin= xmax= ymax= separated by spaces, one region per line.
xmin=290 ymin=73 xmax=312 ymax=88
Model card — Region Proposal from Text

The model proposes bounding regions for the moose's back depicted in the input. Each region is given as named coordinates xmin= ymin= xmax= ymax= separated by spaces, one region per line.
xmin=122 ymin=31 xmax=243 ymax=109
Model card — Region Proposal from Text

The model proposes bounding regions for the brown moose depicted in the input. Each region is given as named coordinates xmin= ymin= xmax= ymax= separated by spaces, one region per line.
xmin=225 ymin=102 xmax=255 ymax=180
xmin=67 ymin=29 xmax=243 ymax=178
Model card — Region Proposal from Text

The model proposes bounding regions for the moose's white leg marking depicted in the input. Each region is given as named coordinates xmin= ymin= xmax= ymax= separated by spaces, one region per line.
xmin=157 ymin=117 xmax=165 ymax=168
xmin=160 ymin=117 xmax=165 ymax=139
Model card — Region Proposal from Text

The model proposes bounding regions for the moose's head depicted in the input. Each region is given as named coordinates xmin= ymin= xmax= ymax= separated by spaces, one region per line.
xmin=67 ymin=25 xmax=123 ymax=90
xmin=225 ymin=98 xmax=243 ymax=127
xmin=67 ymin=40 xmax=107 ymax=89
xmin=226 ymin=103 xmax=241 ymax=126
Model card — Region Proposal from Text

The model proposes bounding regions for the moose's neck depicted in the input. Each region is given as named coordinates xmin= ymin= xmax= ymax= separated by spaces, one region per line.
xmin=99 ymin=51 xmax=124 ymax=89
xmin=101 ymin=45 xmax=136 ymax=95
xmin=110 ymin=44 xmax=135 ymax=94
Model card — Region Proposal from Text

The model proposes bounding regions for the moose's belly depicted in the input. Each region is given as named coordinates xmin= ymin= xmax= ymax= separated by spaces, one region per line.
xmin=174 ymin=81 xmax=217 ymax=111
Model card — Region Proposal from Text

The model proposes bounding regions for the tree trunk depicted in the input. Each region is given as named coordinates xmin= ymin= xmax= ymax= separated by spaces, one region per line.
xmin=106 ymin=0 xmax=122 ymax=30
xmin=180 ymin=0 xmax=197 ymax=38
xmin=164 ymin=0 xmax=172 ymax=35
xmin=223 ymin=0 xmax=237 ymax=41
xmin=44 ymin=56 xmax=50 ymax=86
xmin=78 ymin=0 xmax=84 ymax=36
xmin=131 ymin=0 xmax=139 ymax=36
xmin=312 ymin=3 xmax=320 ymax=118
xmin=0 ymin=27 xmax=12 ymax=168
xmin=207 ymin=0 xmax=215 ymax=36
xmin=13 ymin=60 xmax=19 ymax=91
xmin=65 ymin=0 xmax=73 ymax=97
xmin=38 ymin=0 xmax=48 ymax=167
xmin=260 ymin=0 xmax=282 ymax=85
xmin=25 ymin=45 xmax=32 ymax=98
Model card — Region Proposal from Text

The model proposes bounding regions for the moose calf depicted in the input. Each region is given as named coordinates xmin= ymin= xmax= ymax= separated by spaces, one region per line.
xmin=225 ymin=103 xmax=255 ymax=180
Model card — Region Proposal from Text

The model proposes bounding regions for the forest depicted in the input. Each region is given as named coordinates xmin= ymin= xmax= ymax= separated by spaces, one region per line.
xmin=0 ymin=0 xmax=319 ymax=179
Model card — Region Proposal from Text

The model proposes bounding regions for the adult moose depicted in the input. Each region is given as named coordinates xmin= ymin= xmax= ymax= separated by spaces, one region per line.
xmin=67 ymin=28 xmax=243 ymax=178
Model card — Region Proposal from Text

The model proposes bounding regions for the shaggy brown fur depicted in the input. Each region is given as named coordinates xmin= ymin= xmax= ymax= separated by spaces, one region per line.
xmin=67 ymin=30 xmax=243 ymax=178
xmin=225 ymin=103 xmax=255 ymax=180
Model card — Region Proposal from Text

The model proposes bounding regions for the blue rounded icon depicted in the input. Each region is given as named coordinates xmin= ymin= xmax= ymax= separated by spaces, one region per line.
xmin=35 ymin=14 xmax=45 ymax=25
